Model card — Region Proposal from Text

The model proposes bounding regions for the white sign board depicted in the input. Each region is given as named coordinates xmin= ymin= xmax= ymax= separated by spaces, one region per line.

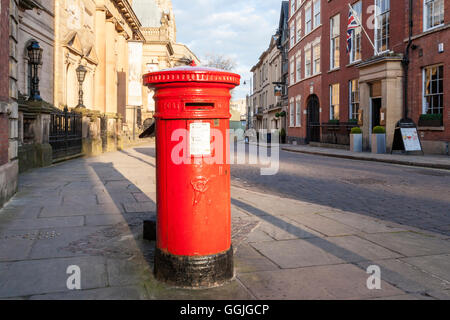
xmin=189 ymin=123 xmax=211 ymax=156
xmin=400 ymin=128 xmax=421 ymax=151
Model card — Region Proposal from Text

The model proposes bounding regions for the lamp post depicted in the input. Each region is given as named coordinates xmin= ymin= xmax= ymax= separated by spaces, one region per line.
xmin=76 ymin=64 xmax=87 ymax=108
xmin=27 ymin=41 xmax=43 ymax=101
xmin=243 ymin=78 xmax=253 ymax=129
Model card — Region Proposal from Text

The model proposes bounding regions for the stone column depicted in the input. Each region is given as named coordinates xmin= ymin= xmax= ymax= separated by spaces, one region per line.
xmin=105 ymin=18 xmax=117 ymax=114
xmin=359 ymin=82 xmax=371 ymax=151
xmin=94 ymin=7 xmax=106 ymax=113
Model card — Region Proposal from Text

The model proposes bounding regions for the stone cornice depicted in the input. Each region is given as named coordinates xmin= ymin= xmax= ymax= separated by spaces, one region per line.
xmin=112 ymin=0 xmax=144 ymax=41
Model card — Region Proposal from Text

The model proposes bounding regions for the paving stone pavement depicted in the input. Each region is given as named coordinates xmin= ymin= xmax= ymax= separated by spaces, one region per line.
xmin=0 ymin=142 xmax=449 ymax=300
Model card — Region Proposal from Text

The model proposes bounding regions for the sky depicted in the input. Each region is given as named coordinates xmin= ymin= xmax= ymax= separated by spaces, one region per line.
xmin=172 ymin=0 xmax=283 ymax=100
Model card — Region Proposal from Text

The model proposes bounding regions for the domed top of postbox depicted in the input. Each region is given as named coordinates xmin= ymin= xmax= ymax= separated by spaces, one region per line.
xmin=143 ymin=66 xmax=241 ymax=88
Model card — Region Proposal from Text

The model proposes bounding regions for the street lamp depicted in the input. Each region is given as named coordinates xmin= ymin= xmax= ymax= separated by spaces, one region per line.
xmin=76 ymin=64 xmax=87 ymax=108
xmin=27 ymin=41 xmax=43 ymax=101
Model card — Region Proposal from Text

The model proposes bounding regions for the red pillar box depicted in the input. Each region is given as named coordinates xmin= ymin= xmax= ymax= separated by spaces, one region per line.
xmin=143 ymin=66 xmax=240 ymax=287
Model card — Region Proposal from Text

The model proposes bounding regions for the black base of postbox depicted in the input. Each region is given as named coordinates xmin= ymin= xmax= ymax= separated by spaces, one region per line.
xmin=154 ymin=247 xmax=234 ymax=288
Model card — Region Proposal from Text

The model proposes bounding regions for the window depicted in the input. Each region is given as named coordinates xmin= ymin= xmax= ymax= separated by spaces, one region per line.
xmin=330 ymin=14 xmax=340 ymax=69
xmin=290 ymin=57 xmax=295 ymax=84
xmin=330 ymin=84 xmax=340 ymax=120
xmin=305 ymin=3 xmax=312 ymax=33
xmin=295 ymin=97 xmax=302 ymax=126
xmin=423 ymin=65 xmax=444 ymax=114
xmin=290 ymin=22 xmax=295 ymax=48
xmin=291 ymin=0 xmax=296 ymax=16
xmin=375 ymin=0 xmax=390 ymax=53
xmin=349 ymin=80 xmax=360 ymax=120
xmin=305 ymin=47 xmax=311 ymax=77
xmin=313 ymin=0 xmax=321 ymax=28
xmin=350 ymin=1 xmax=362 ymax=63
xmin=296 ymin=13 xmax=302 ymax=42
xmin=424 ymin=0 xmax=444 ymax=30
xmin=313 ymin=43 xmax=320 ymax=74
xmin=296 ymin=53 xmax=302 ymax=81
xmin=290 ymin=99 xmax=295 ymax=127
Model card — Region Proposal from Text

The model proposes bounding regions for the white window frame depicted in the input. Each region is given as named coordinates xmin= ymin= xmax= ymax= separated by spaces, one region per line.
xmin=305 ymin=2 xmax=312 ymax=34
xmin=313 ymin=0 xmax=321 ymax=28
xmin=289 ymin=99 xmax=295 ymax=127
xmin=422 ymin=65 xmax=444 ymax=114
xmin=349 ymin=79 xmax=360 ymax=120
xmin=423 ymin=0 xmax=445 ymax=31
xmin=290 ymin=22 xmax=295 ymax=48
xmin=330 ymin=14 xmax=340 ymax=70
xmin=305 ymin=46 xmax=312 ymax=78
xmin=296 ymin=52 xmax=302 ymax=82
xmin=291 ymin=0 xmax=296 ymax=17
xmin=296 ymin=12 xmax=302 ymax=42
xmin=330 ymin=84 xmax=340 ymax=120
xmin=312 ymin=43 xmax=320 ymax=75
xmin=295 ymin=96 xmax=302 ymax=127
xmin=375 ymin=0 xmax=390 ymax=54
xmin=290 ymin=57 xmax=295 ymax=85
xmin=350 ymin=1 xmax=362 ymax=63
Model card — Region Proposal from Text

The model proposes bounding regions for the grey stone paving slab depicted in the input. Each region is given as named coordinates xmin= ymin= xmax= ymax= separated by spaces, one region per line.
xmin=106 ymin=258 xmax=152 ymax=287
xmin=0 ymin=206 xmax=42 ymax=220
xmin=40 ymin=203 xmax=122 ymax=217
xmin=244 ymin=228 xmax=275 ymax=243
xmin=85 ymin=214 xmax=128 ymax=227
xmin=133 ymin=192 xmax=155 ymax=203
xmin=30 ymin=285 xmax=148 ymax=300
xmin=360 ymin=232 xmax=450 ymax=257
xmin=400 ymin=254 xmax=450 ymax=282
xmin=287 ymin=214 xmax=359 ymax=237
xmin=4 ymin=216 xmax=85 ymax=231
xmin=234 ymin=243 xmax=279 ymax=274
xmin=356 ymin=259 xmax=450 ymax=294
xmin=257 ymin=219 xmax=321 ymax=241
xmin=237 ymin=264 xmax=404 ymax=300
xmin=251 ymin=239 xmax=344 ymax=269
xmin=146 ymin=280 xmax=255 ymax=300
xmin=319 ymin=211 xmax=407 ymax=234
xmin=97 ymin=192 xmax=137 ymax=205
xmin=28 ymin=226 xmax=107 ymax=260
xmin=0 ymin=237 xmax=34 ymax=261
xmin=123 ymin=202 xmax=156 ymax=213
xmin=0 ymin=256 xmax=107 ymax=298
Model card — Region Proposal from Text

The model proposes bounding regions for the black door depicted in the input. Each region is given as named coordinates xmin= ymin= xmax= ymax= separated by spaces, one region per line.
xmin=372 ymin=98 xmax=382 ymax=128
xmin=307 ymin=95 xmax=320 ymax=143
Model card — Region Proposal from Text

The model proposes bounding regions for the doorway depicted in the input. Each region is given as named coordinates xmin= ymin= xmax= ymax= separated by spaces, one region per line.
xmin=307 ymin=95 xmax=320 ymax=143
xmin=371 ymin=97 xmax=382 ymax=129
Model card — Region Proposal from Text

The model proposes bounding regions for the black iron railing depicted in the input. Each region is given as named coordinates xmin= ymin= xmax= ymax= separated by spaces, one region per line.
xmin=320 ymin=122 xmax=358 ymax=146
xmin=49 ymin=107 xmax=82 ymax=160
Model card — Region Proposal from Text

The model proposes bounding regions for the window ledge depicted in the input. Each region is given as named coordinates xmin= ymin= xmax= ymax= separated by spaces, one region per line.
xmin=418 ymin=126 xmax=445 ymax=132
xmin=346 ymin=60 xmax=362 ymax=68
xmin=328 ymin=67 xmax=340 ymax=73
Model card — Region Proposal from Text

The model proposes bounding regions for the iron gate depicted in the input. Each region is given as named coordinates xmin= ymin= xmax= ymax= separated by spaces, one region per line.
xmin=49 ymin=107 xmax=82 ymax=160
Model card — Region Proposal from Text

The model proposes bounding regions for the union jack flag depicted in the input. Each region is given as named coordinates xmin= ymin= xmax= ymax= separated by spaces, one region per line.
xmin=347 ymin=9 xmax=360 ymax=53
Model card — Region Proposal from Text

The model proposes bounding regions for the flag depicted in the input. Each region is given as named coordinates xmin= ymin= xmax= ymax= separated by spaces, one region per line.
xmin=347 ymin=9 xmax=359 ymax=53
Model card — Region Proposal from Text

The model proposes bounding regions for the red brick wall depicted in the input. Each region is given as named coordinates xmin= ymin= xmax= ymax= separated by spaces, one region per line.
xmin=0 ymin=0 xmax=9 ymax=102
xmin=407 ymin=0 xmax=450 ymax=143
xmin=0 ymin=114 xmax=8 ymax=165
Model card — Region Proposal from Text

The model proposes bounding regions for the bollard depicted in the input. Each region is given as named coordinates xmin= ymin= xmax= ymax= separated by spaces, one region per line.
xmin=143 ymin=66 xmax=240 ymax=288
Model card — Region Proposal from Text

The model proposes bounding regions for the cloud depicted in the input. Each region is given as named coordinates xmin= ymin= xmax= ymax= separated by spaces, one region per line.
xmin=173 ymin=0 xmax=283 ymax=99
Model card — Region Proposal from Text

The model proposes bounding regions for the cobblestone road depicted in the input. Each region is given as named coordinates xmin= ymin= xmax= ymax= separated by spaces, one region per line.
xmin=231 ymin=144 xmax=450 ymax=236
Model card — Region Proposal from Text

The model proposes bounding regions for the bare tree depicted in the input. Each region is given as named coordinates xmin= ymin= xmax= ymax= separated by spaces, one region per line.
xmin=202 ymin=53 xmax=237 ymax=71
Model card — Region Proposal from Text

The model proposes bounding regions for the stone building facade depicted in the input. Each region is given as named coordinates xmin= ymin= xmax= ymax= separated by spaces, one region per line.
xmin=0 ymin=0 xmax=19 ymax=208
xmin=250 ymin=1 xmax=289 ymax=135
xmin=287 ymin=0 xmax=449 ymax=154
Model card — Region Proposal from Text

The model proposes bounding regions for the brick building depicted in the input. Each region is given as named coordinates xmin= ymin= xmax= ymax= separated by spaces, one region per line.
xmin=287 ymin=0 xmax=449 ymax=154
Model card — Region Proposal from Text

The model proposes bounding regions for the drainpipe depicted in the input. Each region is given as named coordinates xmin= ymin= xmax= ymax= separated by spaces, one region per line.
xmin=401 ymin=0 xmax=413 ymax=123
